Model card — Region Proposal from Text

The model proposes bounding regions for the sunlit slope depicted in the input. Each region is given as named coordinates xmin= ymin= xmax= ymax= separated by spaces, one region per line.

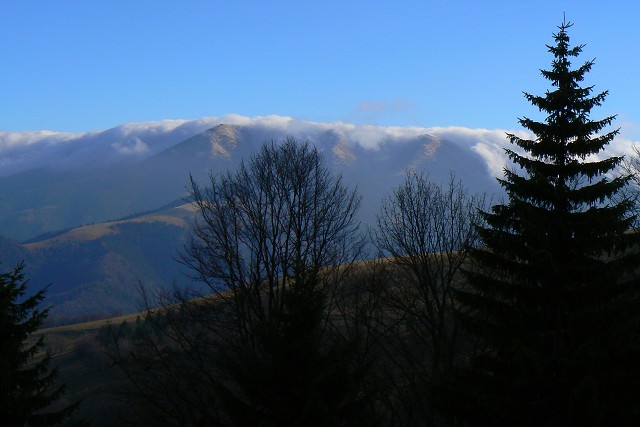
xmin=15 ymin=203 xmax=196 ymax=321
xmin=24 ymin=203 xmax=196 ymax=250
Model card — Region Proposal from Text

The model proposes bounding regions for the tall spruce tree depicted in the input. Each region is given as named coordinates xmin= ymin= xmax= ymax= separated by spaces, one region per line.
xmin=452 ymin=20 xmax=640 ymax=425
xmin=0 ymin=262 xmax=80 ymax=426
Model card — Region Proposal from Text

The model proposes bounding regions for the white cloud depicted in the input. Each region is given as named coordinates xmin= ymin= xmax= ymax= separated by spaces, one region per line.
xmin=1 ymin=115 xmax=637 ymax=180
xmin=116 ymin=119 xmax=190 ymax=135
xmin=111 ymin=137 xmax=150 ymax=155
xmin=0 ymin=130 xmax=81 ymax=149
xmin=472 ymin=142 xmax=509 ymax=178
xmin=607 ymin=135 xmax=637 ymax=159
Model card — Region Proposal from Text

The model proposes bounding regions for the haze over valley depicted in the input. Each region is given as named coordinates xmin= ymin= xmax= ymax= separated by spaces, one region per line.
xmin=0 ymin=114 xmax=538 ymax=320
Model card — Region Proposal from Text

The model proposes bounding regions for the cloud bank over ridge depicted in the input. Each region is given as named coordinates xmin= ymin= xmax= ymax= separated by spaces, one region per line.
xmin=0 ymin=114 xmax=636 ymax=179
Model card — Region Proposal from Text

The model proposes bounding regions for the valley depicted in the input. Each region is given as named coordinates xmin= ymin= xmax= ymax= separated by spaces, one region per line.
xmin=0 ymin=116 xmax=504 ymax=322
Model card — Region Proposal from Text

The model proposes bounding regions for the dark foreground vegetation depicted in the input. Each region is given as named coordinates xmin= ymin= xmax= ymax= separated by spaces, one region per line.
xmin=4 ymin=19 xmax=640 ymax=426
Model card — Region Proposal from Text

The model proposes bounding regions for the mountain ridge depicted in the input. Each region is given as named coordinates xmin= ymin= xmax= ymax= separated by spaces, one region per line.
xmin=0 ymin=118 xmax=506 ymax=241
xmin=0 ymin=116 xmax=523 ymax=319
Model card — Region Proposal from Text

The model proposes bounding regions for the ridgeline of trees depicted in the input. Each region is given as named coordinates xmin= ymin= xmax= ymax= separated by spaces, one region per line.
xmin=6 ymin=19 xmax=640 ymax=426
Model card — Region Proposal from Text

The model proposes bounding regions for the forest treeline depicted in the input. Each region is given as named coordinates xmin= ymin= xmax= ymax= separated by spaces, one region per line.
xmin=5 ymin=19 xmax=640 ymax=426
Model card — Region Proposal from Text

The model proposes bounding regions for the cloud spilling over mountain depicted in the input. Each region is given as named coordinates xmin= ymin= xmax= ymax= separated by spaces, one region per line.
xmin=2 ymin=115 xmax=636 ymax=178
xmin=2 ymin=115 xmax=636 ymax=320
xmin=0 ymin=115 xmax=512 ymax=175
xmin=0 ymin=118 xmax=215 ymax=175
xmin=0 ymin=115 xmax=635 ymax=242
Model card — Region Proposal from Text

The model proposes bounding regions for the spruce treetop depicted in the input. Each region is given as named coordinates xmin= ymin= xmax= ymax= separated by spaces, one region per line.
xmin=483 ymin=19 xmax=634 ymax=262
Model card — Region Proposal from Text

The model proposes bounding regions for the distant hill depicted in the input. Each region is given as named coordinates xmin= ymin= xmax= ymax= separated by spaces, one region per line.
xmin=0 ymin=115 xmax=512 ymax=319
xmin=0 ymin=117 xmax=505 ymax=242
xmin=1 ymin=204 xmax=195 ymax=322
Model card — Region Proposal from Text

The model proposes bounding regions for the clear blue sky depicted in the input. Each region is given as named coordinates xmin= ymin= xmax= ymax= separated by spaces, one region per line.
xmin=1 ymin=0 xmax=638 ymax=136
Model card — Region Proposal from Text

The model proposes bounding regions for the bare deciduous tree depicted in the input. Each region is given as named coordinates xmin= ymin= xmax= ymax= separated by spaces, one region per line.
xmin=619 ymin=145 xmax=640 ymax=229
xmin=181 ymin=137 xmax=363 ymax=335
xmin=372 ymin=170 xmax=486 ymax=426
xmin=109 ymin=138 xmax=377 ymax=426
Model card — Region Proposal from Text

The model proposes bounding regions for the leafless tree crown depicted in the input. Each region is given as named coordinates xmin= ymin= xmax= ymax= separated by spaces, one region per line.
xmin=181 ymin=137 xmax=363 ymax=333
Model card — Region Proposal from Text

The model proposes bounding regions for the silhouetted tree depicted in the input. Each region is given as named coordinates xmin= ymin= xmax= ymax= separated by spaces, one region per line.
xmin=0 ymin=262 xmax=80 ymax=426
xmin=111 ymin=138 xmax=378 ymax=426
xmin=619 ymin=145 xmax=640 ymax=228
xmin=373 ymin=171 xmax=485 ymax=426
xmin=448 ymin=19 xmax=640 ymax=425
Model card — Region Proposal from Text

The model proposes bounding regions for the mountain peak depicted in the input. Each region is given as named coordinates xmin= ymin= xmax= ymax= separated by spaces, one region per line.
xmin=209 ymin=124 xmax=240 ymax=159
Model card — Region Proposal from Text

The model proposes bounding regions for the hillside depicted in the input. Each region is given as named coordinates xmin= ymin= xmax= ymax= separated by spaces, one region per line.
xmin=1 ymin=203 xmax=196 ymax=322
xmin=0 ymin=117 xmax=505 ymax=241
xmin=0 ymin=117 xmax=508 ymax=321
xmin=37 ymin=313 xmax=143 ymax=426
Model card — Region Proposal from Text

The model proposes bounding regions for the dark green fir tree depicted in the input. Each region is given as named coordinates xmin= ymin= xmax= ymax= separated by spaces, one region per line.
xmin=0 ymin=263 xmax=80 ymax=426
xmin=451 ymin=19 xmax=640 ymax=426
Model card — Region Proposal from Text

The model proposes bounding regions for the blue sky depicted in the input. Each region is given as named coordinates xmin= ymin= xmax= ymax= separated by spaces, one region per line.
xmin=1 ymin=0 xmax=638 ymax=136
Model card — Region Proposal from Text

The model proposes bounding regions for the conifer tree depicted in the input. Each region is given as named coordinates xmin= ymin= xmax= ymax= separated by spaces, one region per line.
xmin=0 ymin=262 xmax=79 ymax=426
xmin=452 ymin=19 xmax=640 ymax=425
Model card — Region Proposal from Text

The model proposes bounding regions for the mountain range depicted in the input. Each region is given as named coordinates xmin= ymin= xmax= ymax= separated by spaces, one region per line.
xmin=0 ymin=115 xmax=523 ymax=320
